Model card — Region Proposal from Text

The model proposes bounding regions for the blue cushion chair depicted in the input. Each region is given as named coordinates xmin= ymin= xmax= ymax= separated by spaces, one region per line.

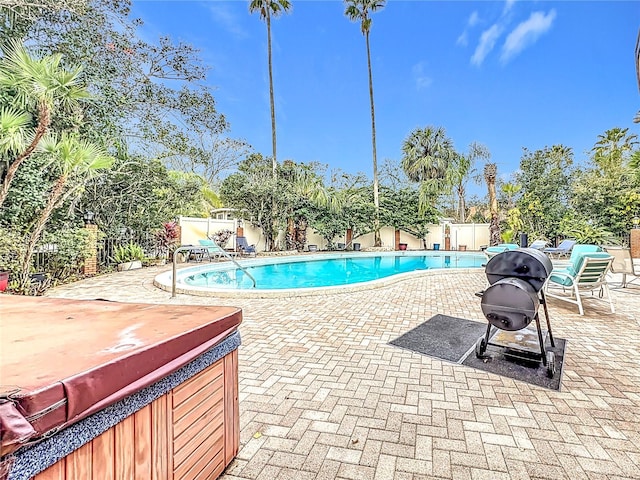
xmin=544 ymin=251 xmax=614 ymax=315
xmin=236 ymin=236 xmax=257 ymax=257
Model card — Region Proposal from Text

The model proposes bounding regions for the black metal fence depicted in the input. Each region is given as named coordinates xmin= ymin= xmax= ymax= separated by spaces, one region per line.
xmin=98 ymin=232 xmax=156 ymax=269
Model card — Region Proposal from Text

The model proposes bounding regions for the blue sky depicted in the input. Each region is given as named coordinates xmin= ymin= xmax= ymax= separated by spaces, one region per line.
xmin=132 ymin=0 xmax=639 ymax=194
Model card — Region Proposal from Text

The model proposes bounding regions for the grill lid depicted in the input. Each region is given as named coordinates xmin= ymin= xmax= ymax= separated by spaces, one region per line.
xmin=481 ymin=277 xmax=540 ymax=331
xmin=485 ymin=248 xmax=553 ymax=292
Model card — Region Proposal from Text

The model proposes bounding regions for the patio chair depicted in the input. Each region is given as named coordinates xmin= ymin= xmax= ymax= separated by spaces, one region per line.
xmin=484 ymin=243 xmax=518 ymax=260
xmin=528 ymin=240 xmax=548 ymax=250
xmin=198 ymin=239 xmax=238 ymax=261
xmin=603 ymin=246 xmax=640 ymax=288
xmin=543 ymin=239 xmax=576 ymax=258
xmin=544 ymin=251 xmax=614 ymax=315
xmin=236 ymin=236 xmax=257 ymax=257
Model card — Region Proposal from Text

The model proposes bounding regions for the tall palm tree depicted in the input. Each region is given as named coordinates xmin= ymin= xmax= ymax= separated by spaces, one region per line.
xmin=484 ymin=162 xmax=500 ymax=246
xmin=18 ymin=134 xmax=113 ymax=286
xmin=635 ymin=27 xmax=639 ymax=123
xmin=249 ymin=0 xmax=291 ymax=175
xmin=345 ymin=0 xmax=385 ymax=247
xmin=0 ymin=40 xmax=89 ymax=207
xmin=400 ymin=125 xmax=455 ymax=214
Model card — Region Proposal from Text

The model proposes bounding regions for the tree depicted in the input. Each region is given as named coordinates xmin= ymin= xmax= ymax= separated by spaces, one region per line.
xmin=401 ymin=125 xmax=455 ymax=214
xmin=484 ymin=162 xmax=500 ymax=246
xmin=18 ymin=134 xmax=113 ymax=287
xmin=81 ymin=156 xmax=209 ymax=235
xmin=591 ymin=127 xmax=638 ymax=171
xmin=500 ymin=182 xmax=521 ymax=212
xmin=344 ymin=0 xmax=385 ymax=247
xmin=515 ymin=145 xmax=573 ymax=241
xmin=570 ymin=128 xmax=640 ymax=236
xmin=379 ymin=186 xmax=438 ymax=249
xmin=449 ymin=142 xmax=490 ymax=223
xmin=249 ymin=0 xmax=291 ymax=173
xmin=220 ymin=153 xmax=279 ymax=250
xmin=279 ymin=160 xmax=328 ymax=251
xmin=0 ymin=40 xmax=89 ymax=207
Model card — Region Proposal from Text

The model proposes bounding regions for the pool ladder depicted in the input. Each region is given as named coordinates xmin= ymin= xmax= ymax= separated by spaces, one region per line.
xmin=171 ymin=246 xmax=257 ymax=298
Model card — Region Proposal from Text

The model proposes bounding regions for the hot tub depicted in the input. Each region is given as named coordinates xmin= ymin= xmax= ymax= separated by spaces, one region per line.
xmin=0 ymin=296 xmax=242 ymax=480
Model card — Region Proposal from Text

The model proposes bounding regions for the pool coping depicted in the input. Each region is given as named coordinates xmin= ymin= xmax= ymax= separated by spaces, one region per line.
xmin=154 ymin=251 xmax=485 ymax=298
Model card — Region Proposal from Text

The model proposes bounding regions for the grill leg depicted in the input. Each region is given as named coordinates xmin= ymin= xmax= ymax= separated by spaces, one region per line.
xmin=539 ymin=290 xmax=555 ymax=348
xmin=534 ymin=313 xmax=547 ymax=366
xmin=484 ymin=322 xmax=492 ymax=344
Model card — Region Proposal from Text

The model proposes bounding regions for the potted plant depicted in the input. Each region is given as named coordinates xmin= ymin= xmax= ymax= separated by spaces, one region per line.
xmin=112 ymin=242 xmax=145 ymax=271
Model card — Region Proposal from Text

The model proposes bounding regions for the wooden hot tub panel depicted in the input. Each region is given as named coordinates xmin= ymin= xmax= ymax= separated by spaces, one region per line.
xmin=34 ymin=350 xmax=239 ymax=480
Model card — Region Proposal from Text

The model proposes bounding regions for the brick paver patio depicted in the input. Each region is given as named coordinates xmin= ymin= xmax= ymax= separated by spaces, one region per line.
xmin=46 ymin=264 xmax=640 ymax=480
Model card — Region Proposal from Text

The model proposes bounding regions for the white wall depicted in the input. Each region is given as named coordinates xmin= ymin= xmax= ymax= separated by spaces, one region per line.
xmin=178 ymin=216 xmax=490 ymax=252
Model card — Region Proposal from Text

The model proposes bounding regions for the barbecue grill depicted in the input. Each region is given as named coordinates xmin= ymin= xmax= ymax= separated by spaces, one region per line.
xmin=476 ymin=248 xmax=557 ymax=377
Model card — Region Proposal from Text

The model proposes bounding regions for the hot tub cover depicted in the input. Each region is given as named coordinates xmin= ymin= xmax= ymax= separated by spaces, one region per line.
xmin=0 ymin=296 xmax=242 ymax=457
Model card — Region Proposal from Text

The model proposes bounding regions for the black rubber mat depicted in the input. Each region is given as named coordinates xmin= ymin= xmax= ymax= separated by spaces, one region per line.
xmin=462 ymin=337 xmax=566 ymax=391
xmin=389 ymin=314 xmax=566 ymax=390
xmin=389 ymin=314 xmax=487 ymax=363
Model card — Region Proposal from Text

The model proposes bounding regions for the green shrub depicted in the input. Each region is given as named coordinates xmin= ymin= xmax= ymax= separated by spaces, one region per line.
xmin=112 ymin=242 xmax=146 ymax=263
xmin=0 ymin=226 xmax=25 ymax=279
xmin=41 ymin=229 xmax=93 ymax=280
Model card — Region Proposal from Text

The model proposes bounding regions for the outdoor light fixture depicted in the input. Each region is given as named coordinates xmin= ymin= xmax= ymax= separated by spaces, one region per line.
xmin=633 ymin=216 xmax=640 ymax=229
xmin=83 ymin=211 xmax=95 ymax=225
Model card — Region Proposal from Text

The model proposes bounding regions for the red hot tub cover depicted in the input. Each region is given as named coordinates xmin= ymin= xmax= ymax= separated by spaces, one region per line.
xmin=0 ymin=296 xmax=242 ymax=457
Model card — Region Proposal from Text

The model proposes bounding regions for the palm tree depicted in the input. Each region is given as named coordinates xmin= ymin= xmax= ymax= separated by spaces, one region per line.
xmin=635 ymin=27 xmax=639 ymax=123
xmin=0 ymin=40 xmax=89 ymax=207
xmin=400 ymin=125 xmax=455 ymax=214
xmin=501 ymin=182 xmax=521 ymax=210
xmin=249 ymin=0 xmax=291 ymax=174
xmin=484 ymin=162 xmax=500 ymax=246
xmin=448 ymin=142 xmax=490 ymax=223
xmin=592 ymin=127 xmax=638 ymax=171
xmin=344 ymin=0 xmax=386 ymax=247
xmin=18 ymin=134 xmax=113 ymax=287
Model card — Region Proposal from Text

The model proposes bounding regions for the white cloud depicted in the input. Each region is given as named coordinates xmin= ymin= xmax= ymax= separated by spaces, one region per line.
xmin=412 ymin=62 xmax=433 ymax=90
xmin=457 ymin=31 xmax=468 ymax=47
xmin=503 ymin=0 xmax=517 ymax=15
xmin=500 ymin=9 xmax=556 ymax=63
xmin=209 ymin=3 xmax=248 ymax=39
xmin=468 ymin=11 xmax=480 ymax=27
xmin=457 ymin=11 xmax=479 ymax=47
xmin=471 ymin=24 xmax=503 ymax=66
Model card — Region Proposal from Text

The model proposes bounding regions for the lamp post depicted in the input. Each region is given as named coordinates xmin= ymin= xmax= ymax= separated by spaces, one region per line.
xmin=633 ymin=216 xmax=640 ymax=229
xmin=83 ymin=211 xmax=95 ymax=225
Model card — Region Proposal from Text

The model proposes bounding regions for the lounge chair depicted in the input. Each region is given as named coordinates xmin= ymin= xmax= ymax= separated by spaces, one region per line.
xmin=543 ymin=239 xmax=576 ymax=258
xmin=198 ymin=239 xmax=238 ymax=261
xmin=528 ymin=240 xmax=548 ymax=250
xmin=236 ymin=236 xmax=257 ymax=257
xmin=484 ymin=243 xmax=519 ymax=259
xmin=544 ymin=251 xmax=614 ymax=315
xmin=603 ymin=246 xmax=640 ymax=288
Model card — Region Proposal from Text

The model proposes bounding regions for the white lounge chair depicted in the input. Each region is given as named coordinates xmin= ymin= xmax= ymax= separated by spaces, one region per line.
xmin=544 ymin=251 xmax=614 ymax=316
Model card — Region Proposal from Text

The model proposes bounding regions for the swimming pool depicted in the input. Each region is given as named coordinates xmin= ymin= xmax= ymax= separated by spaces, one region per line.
xmin=154 ymin=251 xmax=485 ymax=297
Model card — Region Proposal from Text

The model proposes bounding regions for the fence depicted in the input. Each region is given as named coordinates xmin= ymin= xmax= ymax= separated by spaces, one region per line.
xmin=176 ymin=217 xmax=492 ymax=252
xmin=98 ymin=232 xmax=155 ymax=268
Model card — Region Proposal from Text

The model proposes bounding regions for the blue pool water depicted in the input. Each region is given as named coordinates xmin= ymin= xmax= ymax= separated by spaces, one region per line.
xmin=182 ymin=252 xmax=485 ymax=290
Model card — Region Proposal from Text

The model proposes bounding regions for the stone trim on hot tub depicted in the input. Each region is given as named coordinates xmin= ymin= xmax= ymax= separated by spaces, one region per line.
xmin=3 ymin=330 xmax=241 ymax=480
